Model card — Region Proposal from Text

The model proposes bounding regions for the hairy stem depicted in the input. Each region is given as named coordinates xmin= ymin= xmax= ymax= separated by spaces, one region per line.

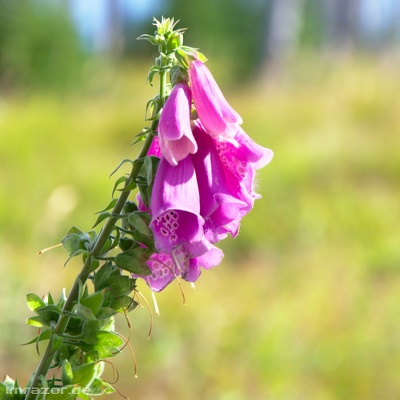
xmin=25 ymin=68 xmax=168 ymax=400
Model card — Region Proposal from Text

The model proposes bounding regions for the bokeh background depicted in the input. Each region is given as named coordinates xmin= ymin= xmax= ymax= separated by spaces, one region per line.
xmin=1 ymin=1 xmax=400 ymax=399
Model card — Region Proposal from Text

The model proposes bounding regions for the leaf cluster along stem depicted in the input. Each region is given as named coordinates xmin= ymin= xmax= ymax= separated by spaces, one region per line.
xmin=24 ymin=68 xmax=168 ymax=400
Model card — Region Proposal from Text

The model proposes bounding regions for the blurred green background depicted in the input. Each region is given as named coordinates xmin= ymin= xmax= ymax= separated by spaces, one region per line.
xmin=1 ymin=1 xmax=400 ymax=399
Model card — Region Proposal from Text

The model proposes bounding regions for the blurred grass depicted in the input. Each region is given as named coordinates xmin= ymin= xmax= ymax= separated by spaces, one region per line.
xmin=1 ymin=54 xmax=400 ymax=399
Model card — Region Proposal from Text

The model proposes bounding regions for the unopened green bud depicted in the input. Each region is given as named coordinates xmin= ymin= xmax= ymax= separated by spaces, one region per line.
xmin=166 ymin=33 xmax=183 ymax=52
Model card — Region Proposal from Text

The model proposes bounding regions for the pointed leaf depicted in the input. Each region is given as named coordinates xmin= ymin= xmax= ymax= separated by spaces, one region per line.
xmin=85 ymin=378 xmax=115 ymax=395
xmin=22 ymin=328 xmax=52 ymax=346
xmin=80 ymin=290 xmax=105 ymax=316
xmin=96 ymin=198 xmax=118 ymax=214
xmin=50 ymin=333 xmax=63 ymax=354
xmin=92 ymin=212 xmax=111 ymax=228
xmin=128 ymin=212 xmax=152 ymax=237
xmin=76 ymin=303 xmax=97 ymax=322
xmin=110 ymin=295 xmax=138 ymax=313
xmin=62 ymin=360 xmax=73 ymax=386
xmin=102 ymin=275 xmax=131 ymax=297
xmin=94 ymin=261 xmax=115 ymax=291
xmin=83 ymin=331 xmax=123 ymax=348
xmin=26 ymin=316 xmax=47 ymax=328
xmin=26 ymin=293 xmax=46 ymax=312
xmin=115 ymin=248 xmax=152 ymax=275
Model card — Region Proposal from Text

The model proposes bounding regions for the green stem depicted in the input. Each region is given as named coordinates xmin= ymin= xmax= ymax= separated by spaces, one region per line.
xmin=25 ymin=68 xmax=168 ymax=400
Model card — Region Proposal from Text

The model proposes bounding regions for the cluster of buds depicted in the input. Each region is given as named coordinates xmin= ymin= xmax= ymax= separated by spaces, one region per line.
xmin=134 ymin=18 xmax=273 ymax=292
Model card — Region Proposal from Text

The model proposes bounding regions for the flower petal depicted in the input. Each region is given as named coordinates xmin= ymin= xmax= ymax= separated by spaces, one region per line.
xmin=189 ymin=60 xmax=242 ymax=139
xmin=140 ymin=252 xmax=178 ymax=292
xmin=184 ymin=245 xmax=224 ymax=282
xmin=191 ymin=121 xmax=247 ymax=241
xmin=150 ymin=156 xmax=209 ymax=257
xmin=158 ymin=82 xmax=197 ymax=165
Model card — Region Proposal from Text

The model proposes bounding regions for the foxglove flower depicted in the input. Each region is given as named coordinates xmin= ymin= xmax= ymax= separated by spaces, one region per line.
xmin=140 ymin=252 xmax=178 ymax=292
xmin=214 ymin=126 xmax=273 ymax=216
xmin=150 ymin=155 xmax=210 ymax=258
xmin=190 ymin=121 xmax=247 ymax=242
xmin=133 ymin=245 xmax=224 ymax=292
xmin=158 ymin=82 xmax=197 ymax=165
xmin=188 ymin=60 xmax=242 ymax=140
xmin=133 ymin=150 xmax=225 ymax=291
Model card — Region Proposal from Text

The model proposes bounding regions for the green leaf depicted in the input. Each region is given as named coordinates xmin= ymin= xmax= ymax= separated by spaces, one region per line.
xmin=22 ymin=328 xmax=52 ymax=346
xmin=26 ymin=316 xmax=48 ymax=328
xmin=57 ymin=289 xmax=67 ymax=307
xmin=48 ymin=292 xmax=55 ymax=305
xmin=115 ymin=248 xmax=152 ymax=275
xmin=144 ymin=155 xmax=160 ymax=186
xmin=67 ymin=226 xmax=84 ymax=235
xmin=118 ymin=236 xmax=135 ymax=252
xmin=61 ymin=232 xmax=90 ymax=255
xmin=92 ymin=212 xmax=111 ymax=229
xmin=26 ymin=293 xmax=46 ymax=311
xmin=94 ymin=261 xmax=116 ymax=291
xmin=147 ymin=65 xmax=160 ymax=87
xmin=175 ymin=48 xmax=189 ymax=68
xmin=85 ymin=378 xmax=115 ymax=396
xmin=109 ymin=159 xmax=134 ymax=179
xmin=102 ymin=275 xmax=131 ymax=297
xmin=0 ymin=384 xmax=6 ymax=398
xmin=36 ymin=304 xmax=62 ymax=323
xmin=76 ymin=304 xmax=97 ymax=322
xmin=110 ymin=295 xmax=138 ymax=313
xmin=84 ymin=351 xmax=100 ymax=364
xmin=80 ymin=290 xmax=105 ymax=316
xmin=119 ymin=178 xmax=137 ymax=192
xmin=83 ymin=331 xmax=123 ymax=348
xmin=128 ymin=212 xmax=152 ymax=237
xmin=88 ymin=230 xmax=97 ymax=245
xmin=137 ymin=33 xmax=158 ymax=45
xmin=180 ymin=45 xmax=207 ymax=62
xmin=50 ymin=334 xmax=64 ymax=354
xmin=83 ymin=320 xmax=100 ymax=336
xmin=62 ymin=360 xmax=73 ymax=386
xmin=132 ymin=230 xmax=155 ymax=251
xmin=96 ymin=307 xmax=116 ymax=321
xmin=71 ymin=362 xmax=101 ymax=387
xmin=111 ymin=176 xmax=127 ymax=198
xmin=96 ymin=198 xmax=118 ymax=214
xmin=145 ymin=97 xmax=160 ymax=121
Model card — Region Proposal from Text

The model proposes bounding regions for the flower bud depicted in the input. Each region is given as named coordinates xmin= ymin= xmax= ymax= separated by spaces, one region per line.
xmin=166 ymin=32 xmax=183 ymax=52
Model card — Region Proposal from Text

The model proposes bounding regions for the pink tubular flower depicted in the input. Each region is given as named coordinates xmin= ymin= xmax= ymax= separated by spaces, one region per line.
xmin=141 ymin=252 xmax=178 ymax=292
xmin=133 ymin=245 xmax=224 ymax=292
xmin=158 ymin=82 xmax=198 ymax=165
xmin=214 ymin=128 xmax=273 ymax=217
xmin=188 ymin=60 xmax=243 ymax=140
xmin=149 ymin=156 xmax=210 ymax=258
xmin=190 ymin=121 xmax=247 ymax=242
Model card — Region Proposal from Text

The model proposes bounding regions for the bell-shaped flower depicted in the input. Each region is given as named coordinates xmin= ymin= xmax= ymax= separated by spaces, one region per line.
xmin=184 ymin=246 xmax=224 ymax=282
xmin=188 ymin=60 xmax=243 ymax=140
xmin=158 ymin=82 xmax=198 ymax=165
xmin=190 ymin=121 xmax=247 ymax=242
xmin=214 ymin=126 xmax=273 ymax=216
xmin=140 ymin=252 xmax=178 ymax=292
xmin=150 ymin=155 xmax=210 ymax=258
xmin=133 ymin=245 xmax=224 ymax=292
